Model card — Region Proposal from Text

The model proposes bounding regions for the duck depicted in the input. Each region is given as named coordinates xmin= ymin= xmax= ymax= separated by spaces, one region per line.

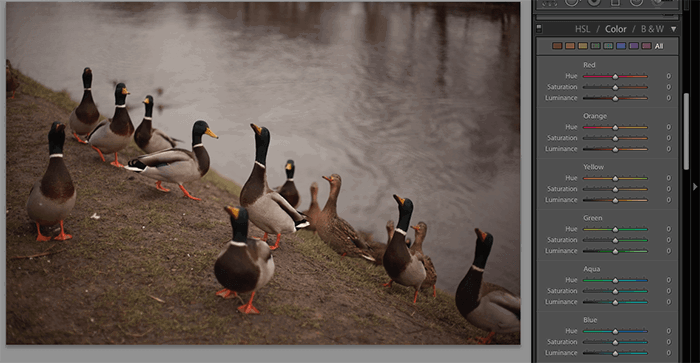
xmin=133 ymin=95 xmax=181 ymax=154
xmin=68 ymin=67 xmax=100 ymax=144
xmin=275 ymin=159 xmax=300 ymax=208
xmin=26 ymin=122 xmax=76 ymax=241
xmin=382 ymin=194 xmax=426 ymax=304
xmin=124 ymin=120 xmax=218 ymax=200
xmin=455 ymin=228 xmax=520 ymax=344
xmin=239 ymin=123 xmax=309 ymax=250
xmin=314 ymin=174 xmax=375 ymax=261
xmin=6 ymin=60 xmax=20 ymax=99
xmin=301 ymin=182 xmax=320 ymax=232
xmin=215 ymin=206 xmax=274 ymax=314
xmin=86 ymin=83 xmax=134 ymax=167
xmin=410 ymin=222 xmax=437 ymax=297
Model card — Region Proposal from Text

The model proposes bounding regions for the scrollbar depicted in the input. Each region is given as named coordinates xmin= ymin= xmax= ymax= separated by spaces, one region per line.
xmin=684 ymin=93 xmax=689 ymax=170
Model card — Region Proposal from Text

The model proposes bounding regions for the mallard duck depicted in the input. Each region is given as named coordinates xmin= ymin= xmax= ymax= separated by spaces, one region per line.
xmin=215 ymin=206 xmax=274 ymax=314
xmin=455 ymin=228 xmax=520 ymax=344
xmin=301 ymin=182 xmax=320 ymax=232
xmin=411 ymin=222 xmax=437 ymax=297
xmin=6 ymin=60 xmax=20 ymax=99
xmin=124 ymin=120 xmax=218 ymax=200
xmin=315 ymin=174 xmax=375 ymax=261
xmin=86 ymin=83 xmax=134 ymax=167
xmin=26 ymin=122 xmax=76 ymax=241
xmin=68 ymin=67 xmax=100 ymax=143
xmin=240 ymin=124 xmax=309 ymax=250
xmin=386 ymin=220 xmax=412 ymax=247
xmin=275 ymin=159 xmax=300 ymax=208
xmin=134 ymin=95 xmax=181 ymax=154
xmin=382 ymin=194 xmax=426 ymax=303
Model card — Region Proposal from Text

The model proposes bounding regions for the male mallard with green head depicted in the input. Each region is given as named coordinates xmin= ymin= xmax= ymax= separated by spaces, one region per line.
xmin=410 ymin=222 xmax=437 ymax=297
xmin=125 ymin=120 xmax=218 ymax=200
xmin=87 ymin=82 xmax=134 ymax=167
xmin=68 ymin=67 xmax=100 ymax=143
xmin=240 ymin=124 xmax=309 ymax=250
xmin=26 ymin=122 xmax=76 ymax=241
xmin=455 ymin=228 xmax=520 ymax=344
xmin=134 ymin=95 xmax=181 ymax=154
xmin=215 ymin=206 xmax=275 ymax=314
xmin=315 ymin=174 xmax=375 ymax=261
xmin=275 ymin=160 xmax=300 ymax=208
xmin=382 ymin=195 xmax=426 ymax=303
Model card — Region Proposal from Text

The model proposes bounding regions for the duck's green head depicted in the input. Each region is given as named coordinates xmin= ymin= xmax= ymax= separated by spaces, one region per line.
xmin=48 ymin=122 xmax=66 ymax=155
xmin=473 ymin=228 xmax=494 ymax=269
xmin=250 ymin=123 xmax=270 ymax=165
xmin=285 ymin=159 xmax=295 ymax=179
xmin=225 ymin=206 xmax=249 ymax=242
xmin=114 ymin=83 xmax=130 ymax=105
xmin=142 ymin=95 xmax=154 ymax=116
xmin=192 ymin=120 xmax=219 ymax=145
xmin=393 ymin=194 xmax=414 ymax=232
xmin=82 ymin=67 xmax=93 ymax=88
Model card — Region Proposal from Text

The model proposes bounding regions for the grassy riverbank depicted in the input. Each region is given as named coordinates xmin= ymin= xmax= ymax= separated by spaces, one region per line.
xmin=4 ymin=68 xmax=519 ymax=345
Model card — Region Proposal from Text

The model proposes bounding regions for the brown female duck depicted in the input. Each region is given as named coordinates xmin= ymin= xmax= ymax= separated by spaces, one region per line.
xmin=410 ymin=222 xmax=437 ymax=297
xmin=315 ymin=174 xmax=374 ymax=261
xmin=6 ymin=60 xmax=20 ymax=99
xmin=301 ymin=181 xmax=321 ymax=232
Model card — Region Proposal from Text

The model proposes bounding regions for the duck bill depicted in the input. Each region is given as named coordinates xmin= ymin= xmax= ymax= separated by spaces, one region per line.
xmin=225 ymin=206 xmax=239 ymax=219
xmin=122 ymin=87 xmax=130 ymax=95
xmin=475 ymin=228 xmax=487 ymax=242
xmin=143 ymin=98 xmax=150 ymax=104
xmin=393 ymin=194 xmax=405 ymax=206
xmin=410 ymin=225 xmax=419 ymax=231
xmin=205 ymin=128 xmax=219 ymax=139
xmin=322 ymin=175 xmax=332 ymax=182
xmin=285 ymin=163 xmax=292 ymax=170
xmin=250 ymin=123 xmax=262 ymax=135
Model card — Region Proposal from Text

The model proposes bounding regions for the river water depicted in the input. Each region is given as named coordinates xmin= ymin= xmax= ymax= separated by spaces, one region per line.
xmin=6 ymin=2 xmax=521 ymax=295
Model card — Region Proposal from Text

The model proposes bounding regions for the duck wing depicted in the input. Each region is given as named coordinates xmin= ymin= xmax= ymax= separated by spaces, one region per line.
xmin=484 ymin=290 xmax=521 ymax=320
xmin=134 ymin=148 xmax=194 ymax=167
xmin=269 ymin=191 xmax=305 ymax=222
xmin=152 ymin=128 xmax=179 ymax=148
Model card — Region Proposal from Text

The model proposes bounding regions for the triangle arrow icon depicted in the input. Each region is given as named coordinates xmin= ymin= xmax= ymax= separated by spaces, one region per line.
xmin=672 ymin=26 xmax=677 ymax=32
xmin=694 ymin=183 xmax=698 ymax=191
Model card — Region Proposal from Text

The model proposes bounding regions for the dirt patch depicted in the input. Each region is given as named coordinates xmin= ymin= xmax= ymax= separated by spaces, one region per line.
xmin=5 ymin=69 xmax=519 ymax=345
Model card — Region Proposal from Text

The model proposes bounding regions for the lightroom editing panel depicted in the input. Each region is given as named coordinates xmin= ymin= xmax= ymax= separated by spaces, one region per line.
xmin=533 ymin=0 xmax=697 ymax=362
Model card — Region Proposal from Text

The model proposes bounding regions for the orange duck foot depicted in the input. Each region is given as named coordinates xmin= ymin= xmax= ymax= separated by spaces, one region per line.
xmin=413 ymin=290 xmax=419 ymax=304
xmin=73 ymin=132 xmax=88 ymax=144
xmin=269 ymin=233 xmax=281 ymax=250
xmin=382 ymin=280 xmax=393 ymax=288
xmin=155 ymin=181 xmax=170 ymax=192
xmin=110 ymin=153 xmax=125 ymax=168
xmin=433 ymin=285 xmax=437 ymax=298
xmin=91 ymin=145 xmax=106 ymax=162
xmin=53 ymin=221 xmax=72 ymax=241
xmin=178 ymin=185 xmax=201 ymax=201
xmin=216 ymin=289 xmax=238 ymax=299
xmin=237 ymin=292 xmax=260 ymax=314
xmin=34 ymin=223 xmax=51 ymax=242
xmin=472 ymin=332 xmax=496 ymax=345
